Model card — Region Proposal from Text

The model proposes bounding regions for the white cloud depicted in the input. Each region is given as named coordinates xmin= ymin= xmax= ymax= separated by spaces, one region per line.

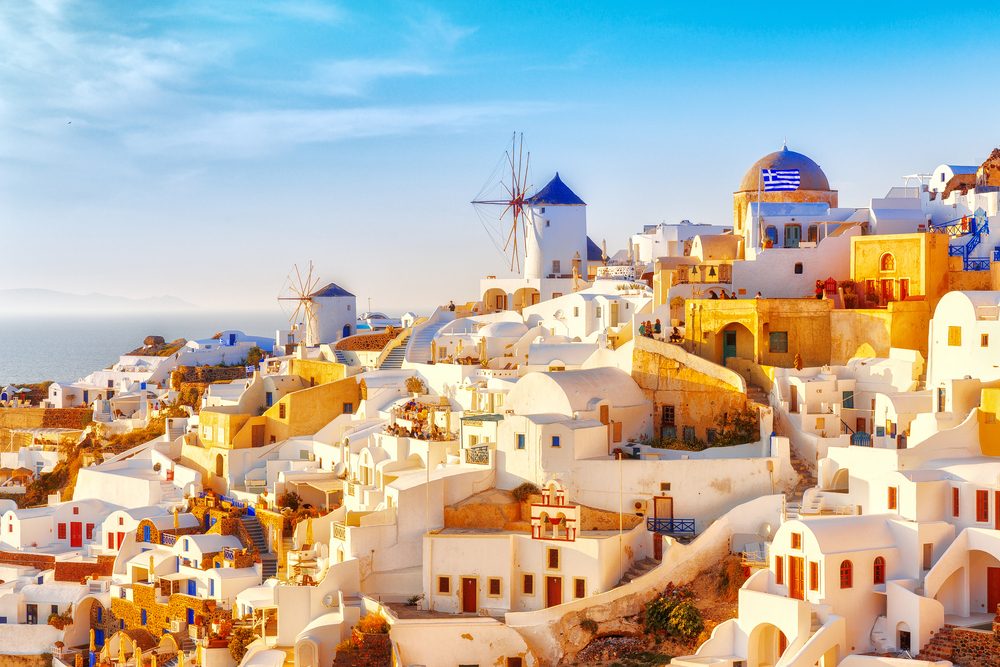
xmin=307 ymin=58 xmax=435 ymax=96
xmin=124 ymin=102 xmax=553 ymax=157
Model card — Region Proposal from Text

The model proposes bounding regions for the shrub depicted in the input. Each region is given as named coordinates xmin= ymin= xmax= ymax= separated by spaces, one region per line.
xmin=246 ymin=346 xmax=265 ymax=366
xmin=711 ymin=406 xmax=759 ymax=447
xmin=644 ymin=583 xmax=695 ymax=634
xmin=335 ymin=638 xmax=355 ymax=654
xmin=355 ymin=614 xmax=389 ymax=634
xmin=580 ymin=618 xmax=598 ymax=634
xmin=276 ymin=491 xmax=301 ymax=511
xmin=228 ymin=626 xmax=258 ymax=662
xmin=511 ymin=482 xmax=540 ymax=503
xmin=668 ymin=601 xmax=704 ymax=639
xmin=405 ymin=594 xmax=423 ymax=607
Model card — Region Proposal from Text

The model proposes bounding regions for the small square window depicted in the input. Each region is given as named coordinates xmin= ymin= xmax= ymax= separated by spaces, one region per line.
xmin=574 ymin=578 xmax=586 ymax=599
xmin=551 ymin=436 xmax=560 ymax=448
xmin=488 ymin=578 xmax=502 ymax=597
xmin=794 ymin=262 xmax=803 ymax=274
xmin=522 ymin=574 xmax=534 ymax=595
xmin=982 ymin=333 xmax=990 ymax=348
xmin=516 ymin=434 xmax=526 ymax=450
xmin=661 ymin=405 xmax=675 ymax=427
xmin=73 ymin=507 xmax=79 ymax=515
xmin=682 ymin=426 xmax=696 ymax=443
xmin=547 ymin=548 xmax=560 ymax=569
xmin=706 ymin=428 xmax=717 ymax=444
xmin=948 ymin=326 xmax=962 ymax=347
xmin=437 ymin=576 xmax=451 ymax=594
xmin=342 ymin=402 xmax=354 ymax=414
xmin=660 ymin=482 xmax=671 ymax=492
xmin=791 ymin=533 xmax=802 ymax=549
xmin=769 ymin=332 xmax=789 ymax=354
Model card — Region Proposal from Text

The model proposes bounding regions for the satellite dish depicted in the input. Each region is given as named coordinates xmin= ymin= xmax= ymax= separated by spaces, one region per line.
xmin=323 ymin=593 xmax=335 ymax=607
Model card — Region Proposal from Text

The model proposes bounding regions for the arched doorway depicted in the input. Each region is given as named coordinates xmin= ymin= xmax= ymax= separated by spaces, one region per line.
xmin=296 ymin=639 xmax=318 ymax=667
xmin=831 ymin=468 xmax=849 ymax=492
xmin=215 ymin=454 xmax=224 ymax=477
xmin=512 ymin=287 xmax=541 ymax=312
xmin=716 ymin=322 xmax=755 ymax=367
xmin=748 ymin=623 xmax=788 ymax=667
xmin=482 ymin=288 xmax=508 ymax=313
xmin=342 ymin=324 xmax=351 ymax=339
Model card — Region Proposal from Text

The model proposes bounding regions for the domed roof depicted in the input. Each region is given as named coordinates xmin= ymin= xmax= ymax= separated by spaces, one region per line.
xmin=738 ymin=145 xmax=831 ymax=192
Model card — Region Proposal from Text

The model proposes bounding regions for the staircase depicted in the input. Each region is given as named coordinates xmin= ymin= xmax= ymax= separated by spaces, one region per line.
xmin=617 ymin=558 xmax=658 ymax=586
xmin=241 ymin=515 xmax=278 ymax=579
xmin=406 ymin=317 xmax=453 ymax=364
xmin=747 ymin=383 xmax=770 ymax=407
xmin=918 ymin=625 xmax=956 ymax=663
xmin=332 ymin=349 xmax=349 ymax=364
xmin=379 ymin=345 xmax=407 ymax=369
xmin=159 ymin=481 xmax=183 ymax=508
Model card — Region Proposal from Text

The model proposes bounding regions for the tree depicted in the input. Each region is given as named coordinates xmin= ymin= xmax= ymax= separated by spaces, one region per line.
xmin=228 ymin=626 xmax=258 ymax=662
xmin=246 ymin=347 xmax=264 ymax=366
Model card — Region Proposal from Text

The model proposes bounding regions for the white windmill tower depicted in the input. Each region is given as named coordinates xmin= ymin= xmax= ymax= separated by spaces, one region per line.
xmin=279 ymin=262 xmax=356 ymax=347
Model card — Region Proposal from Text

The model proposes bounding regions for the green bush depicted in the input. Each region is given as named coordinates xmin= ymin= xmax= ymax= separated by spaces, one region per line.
xmin=246 ymin=346 xmax=265 ymax=366
xmin=667 ymin=601 xmax=704 ymax=639
xmin=644 ymin=583 xmax=696 ymax=635
xmin=511 ymin=482 xmax=540 ymax=502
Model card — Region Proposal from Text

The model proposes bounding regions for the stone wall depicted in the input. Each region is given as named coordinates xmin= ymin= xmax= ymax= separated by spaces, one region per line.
xmin=0 ymin=550 xmax=55 ymax=570
xmin=111 ymin=583 xmax=217 ymax=636
xmin=950 ymin=626 xmax=1000 ymax=666
xmin=0 ymin=654 xmax=52 ymax=667
xmin=54 ymin=556 xmax=115 ymax=582
xmin=0 ymin=408 xmax=91 ymax=449
xmin=332 ymin=632 xmax=391 ymax=667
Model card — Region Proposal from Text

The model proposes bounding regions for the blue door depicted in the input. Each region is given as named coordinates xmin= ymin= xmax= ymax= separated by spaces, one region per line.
xmin=187 ymin=608 xmax=195 ymax=625
xmin=228 ymin=333 xmax=237 ymax=346
xmin=187 ymin=579 xmax=196 ymax=595
xmin=94 ymin=629 xmax=105 ymax=648
xmin=722 ymin=330 xmax=737 ymax=364
xmin=142 ymin=525 xmax=151 ymax=542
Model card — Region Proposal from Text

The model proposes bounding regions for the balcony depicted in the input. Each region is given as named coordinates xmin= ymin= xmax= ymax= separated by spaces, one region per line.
xmin=161 ymin=533 xmax=177 ymax=547
xmin=465 ymin=444 xmax=490 ymax=465
xmin=646 ymin=518 xmax=695 ymax=535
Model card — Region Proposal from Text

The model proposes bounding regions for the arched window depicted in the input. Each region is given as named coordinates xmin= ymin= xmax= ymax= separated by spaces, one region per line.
xmin=808 ymin=224 xmax=819 ymax=243
xmin=873 ymin=556 xmax=885 ymax=585
xmin=880 ymin=253 xmax=896 ymax=272
xmin=840 ymin=560 xmax=853 ymax=588
xmin=765 ymin=226 xmax=779 ymax=246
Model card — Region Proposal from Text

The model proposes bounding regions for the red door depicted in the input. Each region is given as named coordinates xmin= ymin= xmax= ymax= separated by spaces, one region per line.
xmin=653 ymin=533 xmax=663 ymax=560
xmin=988 ymin=568 xmax=1000 ymax=615
xmin=995 ymin=492 xmax=1000 ymax=531
xmin=788 ymin=557 xmax=805 ymax=600
xmin=107 ymin=533 xmax=114 ymax=549
xmin=70 ymin=522 xmax=82 ymax=548
xmin=546 ymin=576 xmax=562 ymax=608
xmin=461 ymin=578 xmax=477 ymax=613
xmin=117 ymin=532 xmax=125 ymax=548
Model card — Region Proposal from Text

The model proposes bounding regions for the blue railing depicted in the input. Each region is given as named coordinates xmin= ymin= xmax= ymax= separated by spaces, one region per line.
xmin=967 ymin=258 xmax=991 ymax=271
xmin=646 ymin=518 xmax=695 ymax=535
xmin=851 ymin=432 xmax=872 ymax=447
xmin=994 ymin=247 xmax=1000 ymax=262
xmin=161 ymin=533 xmax=177 ymax=547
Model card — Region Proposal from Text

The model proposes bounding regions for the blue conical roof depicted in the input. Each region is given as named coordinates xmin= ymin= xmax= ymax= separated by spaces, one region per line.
xmin=526 ymin=172 xmax=585 ymax=206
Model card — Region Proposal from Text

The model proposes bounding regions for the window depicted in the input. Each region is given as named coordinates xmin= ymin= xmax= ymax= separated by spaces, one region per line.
xmin=97 ymin=607 xmax=102 ymax=622
xmin=682 ymin=426 xmax=696 ymax=443
xmin=141 ymin=609 xmax=147 ymax=625
xmin=507 ymin=658 xmax=524 ymax=667
xmin=661 ymin=405 xmax=675 ymax=426
xmin=73 ymin=507 xmax=79 ymax=515
xmin=119 ymin=517 xmax=124 ymax=526
xmin=953 ymin=487 xmax=960 ymax=517
xmin=265 ymin=392 xmax=273 ymax=407
xmin=765 ymin=226 xmax=778 ymax=246
xmin=839 ymin=560 xmax=853 ymax=589
xmin=977 ymin=490 xmax=989 ymax=522
xmin=51 ymin=605 xmax=59 ymax=615
xmin=209 ymin=579 xmax=215 ymax=596
xmin=58 ymin=523 xmax=66 ymax=540
xmin=873 ymin=556 xmax=886 ymax=585
xmin=86 ymin=524 xmax=94 ymax=540
xmin=706 ymin=428 xmax=717 ymax=444
xmin=279 ymin=404 xmax=286 ymax=419
xmin=793 ymin=262 xmax=803 ymax=275
xmin=0 ymin=617 xmax=5 ymax=624
xmin=888 ymin=486 xmax=898 ymax=511
xmin=880 ymin=253 xmax=896 ymax=272
xmin=487 ymin=577 xmax=501 ymax=597
xmin=775 ymin=555 xmax=784 ymax=585
xmin=595 ymin=306 xmax=602 ymax=317
xmin=516 ymin=433 xmax=525 ymax=450
xmin=815 ymin=417 xmax=825 ymax=430
xmin=948 ymin=326 xmax=962 ymax=347
xmin=547 ymin=548 xmax=560 ymax=569
xmin=551 ymin=436 xmax=560 ymax=448
xmin=809 ymin=561 xmax=819 ymax=591
xmin=522 ymin=574 xmax=534 ymax=595
xmin=791 ymin=533 xmax=802 ymax=549
xmin=982 ymin=333 xmax=990 ymax=348
xmin=342 ymin=402 xmax=354 ymax=414
xmin=769 ymin=332 xmax=789 ymax=353
xmin=573 ymin=306 xmax=579 ymax=317
xmin=807 ymin=225 xmax=818 ymax=243
xmin=552 ymin=260 xmax=561 ymax=274
xmin=660 ymin=483 xmax=671 ymax=492
xmin=574 ymin=578 xmax=586 ymax=599
xmin=923 ymin=543 xmax=933 ymax=570
xmin=437 ymin=576 xmax=451 ymax=594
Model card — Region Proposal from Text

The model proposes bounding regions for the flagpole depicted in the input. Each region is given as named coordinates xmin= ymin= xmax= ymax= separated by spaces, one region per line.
xmin=757 ymin=167 xmax=763 ymax=252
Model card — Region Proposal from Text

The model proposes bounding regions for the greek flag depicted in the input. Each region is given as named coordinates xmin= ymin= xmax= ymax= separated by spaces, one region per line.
xmin=762 ymin=168 xmax=800 ymax=191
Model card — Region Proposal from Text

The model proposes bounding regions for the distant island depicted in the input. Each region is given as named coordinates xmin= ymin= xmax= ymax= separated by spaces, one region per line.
xmin=0 ymin=288 xmax=198 ymax=313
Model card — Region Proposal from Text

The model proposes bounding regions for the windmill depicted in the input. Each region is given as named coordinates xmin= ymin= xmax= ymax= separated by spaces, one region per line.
xmin=472 ymin=132 xmax=533 ymax=274
xmin=278 ymin=261 xmax=322 ymax=347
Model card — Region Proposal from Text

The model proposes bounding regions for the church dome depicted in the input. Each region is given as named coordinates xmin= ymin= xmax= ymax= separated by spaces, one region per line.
xmin=738 ymin=145 xmax=831 ymax=192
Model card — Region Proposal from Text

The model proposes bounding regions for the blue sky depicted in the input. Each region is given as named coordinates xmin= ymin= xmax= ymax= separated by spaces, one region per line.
xmin=2 ymin=1 xmax=1000 ymax=313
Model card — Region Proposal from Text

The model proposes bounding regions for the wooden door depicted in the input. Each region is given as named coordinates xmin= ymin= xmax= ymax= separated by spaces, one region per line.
xmin=251 ymin=424 xmax=264 ymax=447
xmin=880 ymin=279 xmax=894 ymax=303
xmin=899 ymin=279 xmax=910 ymax=301
xmin=788 ymin=556 xmax=805 ymax=600
xmin=723 ymin=330 xmax=737 ymax=363
xmin=790 ymin=385 xmax=798 ymax=413
xmin=653 ymin=533 xmax=663 ymax=560
xmin=461 ymin=578 xmax=477 ymax=613
xmin=995 ymin=491 xmax=1000 ymax=530
xmin=70 ymin=522 xmax=82 ymax=548
xmin=654 ymin=496 xmax=673 ymax=520
xmin=856 ymin=418 xmax=866 ymax=433
xmin=988 ymin=568 xmax=1000 ymax=614
xmin=546 ymin=576 xmax=562 ymax=608
xmin=784 ymin=225 xmax=801 ymax=248
xmin=610 ymin=302 xmax=619 ymax=327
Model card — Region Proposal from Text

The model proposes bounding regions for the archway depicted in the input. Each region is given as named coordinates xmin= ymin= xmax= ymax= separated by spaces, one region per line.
xmin=747 ymin=623 xmax=788 ymax=667
xmin=296 ymin=639 xmax=318 ymax=667
xmin=342 ymin=324 xmax=351 ymax=339
xmin=215 ymin=454 xmax=224 ymax=477
xmin=669 ymin=297 xmax=685 ymax=324
xmin=896 ymin=621 xmax=912 ymax=653
xmin=482 ymin=288 xmax=508 ymax=313
xmin=512 ymin=287 xmax=541 ymax=312
xmin=830 ymin=468 xmax=849 ymax=492
xmin=716 ymin=322 xmax=755 ymax=367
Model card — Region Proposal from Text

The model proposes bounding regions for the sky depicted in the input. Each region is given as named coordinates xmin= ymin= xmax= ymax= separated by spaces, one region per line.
xmin=3 ymin=0 xmax=1000 ymax=315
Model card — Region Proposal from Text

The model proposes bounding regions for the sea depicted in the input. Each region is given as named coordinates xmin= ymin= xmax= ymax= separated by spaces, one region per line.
xmin=0 ymin=311 xmax=288 ymax=384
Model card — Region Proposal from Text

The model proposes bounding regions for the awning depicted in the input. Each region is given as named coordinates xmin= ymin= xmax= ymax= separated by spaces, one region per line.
xmin=298 ymin=480 xmax=343 ymax=493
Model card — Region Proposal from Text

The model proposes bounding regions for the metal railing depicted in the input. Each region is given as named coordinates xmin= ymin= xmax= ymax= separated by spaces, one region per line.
xmin=333 ymin=522 xmax=347 ymax=541
xmin=466 ymin=445 xmax=489 ymax=465
xmin=646 ymin=517 xmax=695 ymax=535
xmin=161 ymin=533 xmax=177 ymax=547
